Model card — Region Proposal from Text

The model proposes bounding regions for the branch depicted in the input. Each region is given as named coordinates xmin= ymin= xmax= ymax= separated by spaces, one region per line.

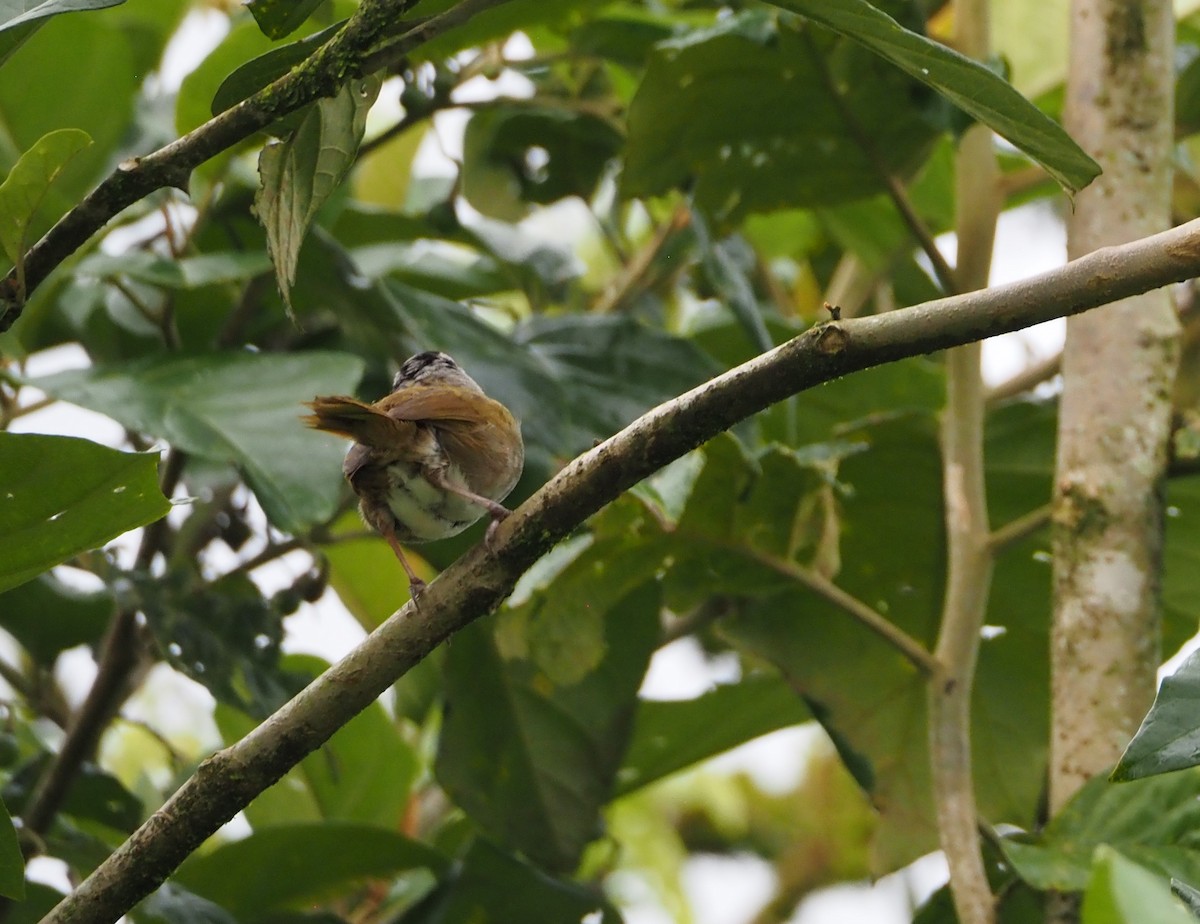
xmin=926 ymin=5 xmax=1003 ymax=920
xmin=0 ymin=0 xmax=518 ymax=332
xmin=39 ymin=217 xmax=1200 ymax=924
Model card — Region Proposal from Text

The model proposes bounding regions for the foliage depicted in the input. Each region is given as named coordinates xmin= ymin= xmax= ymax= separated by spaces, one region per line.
xmin=0 ymin=0 xmax=1198 ymax=922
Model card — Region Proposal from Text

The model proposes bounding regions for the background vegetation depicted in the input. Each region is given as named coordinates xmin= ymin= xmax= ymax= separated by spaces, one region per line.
xmin=3 ymin=0 xmax=1200 ymax=922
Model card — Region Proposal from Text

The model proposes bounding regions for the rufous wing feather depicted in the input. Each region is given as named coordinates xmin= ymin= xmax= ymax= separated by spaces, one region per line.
xmin=303 ymin=396 xmax=418 ymax=450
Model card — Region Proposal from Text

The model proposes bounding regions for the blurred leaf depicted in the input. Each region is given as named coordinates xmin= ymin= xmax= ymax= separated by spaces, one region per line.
xmin=770 ymin=0 xmax=1100 ymax=194
xmin=0 ymin=0 xmax=125 ymax=66
xmin=133 ymin=883 xmax=236 ymax=924
xmin=1114 ymin=649 xmax=1200 ymax=781
xmin=1082 ymin=846 xmax=1199 ymax=924
xmin=176 ymin=18 xmax=276 ymax=135
xmin=0 ymin=128 xmax=91 ymax=269
xmin=74 ymin=251 xmax=272 ymax=289
xmin=0 ymin=433 xmax=169 ymax=594
xmin=402 ymin=838 xmax=621 ymax=924
xmin=257 ymin=74 xmax=381 ymax=311
xmin=0 ymin=796 xmax=22 ymax=899
xmin=175 ymin=822 xmax=447 ymax=916
xmin=623 ymin=12 xmax=944 ymax=222
xmin=617 ymin=675 xmax=811 ymax=795
xmin=462 ymin=106 xmax=623 ymax=221
xmin=437 ymin=582 xmax=660 ymax=873
xmin=0 ymin=570 xmax=112 ymax=663
xmin=1 ymin=882 xmax=65 ymax=924
xmin=1001 ymin=770 xmax=1200 ymax=893
xmin=138 ymin=572 xmax=306 ymax=719
xmin=514 ymin=313 xmax=720 ymax=454
xmin=32 ymin=351 xmax=365 ymax=533
xmin=409 ymin=0 xmax=595 ymax=62
xmin=246 ymin=0 xmax=326 ymax=39
xmin=692 ymin=213 xmax=773 ymax=353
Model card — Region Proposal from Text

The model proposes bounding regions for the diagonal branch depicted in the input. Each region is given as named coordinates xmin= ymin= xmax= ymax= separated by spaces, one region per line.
xmin=0 ymin=0 xmax=517 ymax=332
xmin=39 ymin=217 xmax=1200 ymax=924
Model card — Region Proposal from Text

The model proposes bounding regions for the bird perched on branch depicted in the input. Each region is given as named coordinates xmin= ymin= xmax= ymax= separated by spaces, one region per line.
xmin=303 ymin=351 xmax=524 ymax=596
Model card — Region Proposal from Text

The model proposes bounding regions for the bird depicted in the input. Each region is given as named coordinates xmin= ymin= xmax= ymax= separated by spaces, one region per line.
xmin=302 ymin=351 xmax=524 ymax=597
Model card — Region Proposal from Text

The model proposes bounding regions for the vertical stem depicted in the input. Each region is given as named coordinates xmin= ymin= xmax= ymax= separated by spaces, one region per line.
xmin=928 ymin=3 xmax=1002 ymax=924
xmin=1049 ymin=0 xmax=1178 ymax=844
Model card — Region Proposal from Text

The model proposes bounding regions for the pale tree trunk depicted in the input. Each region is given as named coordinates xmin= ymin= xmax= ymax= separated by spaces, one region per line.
xmin=1050 ymin=0 xmax=1178 ymax=917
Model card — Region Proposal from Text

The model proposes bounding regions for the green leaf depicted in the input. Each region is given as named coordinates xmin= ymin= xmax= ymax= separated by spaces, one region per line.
xmin=0 ymin=796 xmax=24 ymax=900
xmin=623 ymin=12 xmax=945 ymax=222
xmin=1113 ymin=649 xmax=1200 ymax=781
xmin=437 ymin=582 xmax=660 ymax=873
xmin=174 ymin=822 xmax=447 ymax=916
xmin=31 ymin=351 xmax=365 ymax=534
xmin=0 ymin=433 xmax=169 ymax=594
xmin=768 ymin=0 xmax=1101 ymax=194
xmin=403 ymin=838 xmax=620 ymax=924
xmin=0 ymin=571 xmax=111 ymax=663
xmin=0 ymin=128 xmax=91 ymax=269
xmin=1082 ymin=846 xmax=1199 ymax=924
xmin=617 ymin=675 xmax=811 ymax=795
xmin=246 ymin=0 xmax=326 ymax=39
xmin=256 ymin=74 xmax=381 ymax=311
xmin=1001 ymin=770 xmax=1200 ymax=893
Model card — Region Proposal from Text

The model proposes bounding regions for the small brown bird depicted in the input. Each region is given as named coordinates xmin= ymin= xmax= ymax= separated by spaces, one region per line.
xmin=303 ymin=351 xmax=524 ymax=595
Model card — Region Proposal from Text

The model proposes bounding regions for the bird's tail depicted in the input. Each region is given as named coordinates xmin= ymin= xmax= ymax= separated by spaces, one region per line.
xmin=302 ymin=396 xmax=413 ymax=449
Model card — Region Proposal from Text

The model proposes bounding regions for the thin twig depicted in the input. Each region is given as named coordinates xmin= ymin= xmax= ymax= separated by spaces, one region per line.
xmin=746 ymin=549 xmax=940 ymax=676
xmin=987 ymin=505 xmax=1051 ymax=554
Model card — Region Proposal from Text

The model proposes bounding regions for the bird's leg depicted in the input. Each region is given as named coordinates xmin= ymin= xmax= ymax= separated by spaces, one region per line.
xmin=424 ymin=469 xmax=511 ymax=549
xmin=383 ymin=529 xmax=427 ymax=602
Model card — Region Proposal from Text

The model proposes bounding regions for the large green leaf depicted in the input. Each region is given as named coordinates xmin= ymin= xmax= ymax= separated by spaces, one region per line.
xmin=1001 ymin=770 xmax=1200 ymax=893
xmin=769 ymin=0 xmax=1100 ymax=194
xmin=623 ymin=12 xmax=946 ymax=222
xmin=618 ymin=675 xmax=811 ymax=795
xmin=0 ymin=0 xmax=125 ymax=34
xmin=174 ymin=822 xmax=447 ymax=916
xmin=436 ymin=581 xmax=660 ymax=873
xmin=694 ymin=406 xmax=1053 ymax=871
xmin=32 ymin=351 xmax=365 ymax=534
xmin=0 ymin=433 xmax=169 ymax=593
xmin=256 ymin=74 xmax=381 ymax=310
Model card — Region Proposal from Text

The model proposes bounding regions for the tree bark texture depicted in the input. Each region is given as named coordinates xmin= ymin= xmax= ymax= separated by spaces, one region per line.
xmin=1051 ymin=0 xmax=1178 ymax=813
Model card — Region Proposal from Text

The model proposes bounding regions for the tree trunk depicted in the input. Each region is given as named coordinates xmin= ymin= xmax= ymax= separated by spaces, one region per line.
xmin=1049 ymin=0 xmax=1178 ymax=915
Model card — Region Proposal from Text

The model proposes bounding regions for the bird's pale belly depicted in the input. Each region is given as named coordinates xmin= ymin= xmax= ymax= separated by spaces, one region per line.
xmin=383 ymin=461 xmax=485 ymax=543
